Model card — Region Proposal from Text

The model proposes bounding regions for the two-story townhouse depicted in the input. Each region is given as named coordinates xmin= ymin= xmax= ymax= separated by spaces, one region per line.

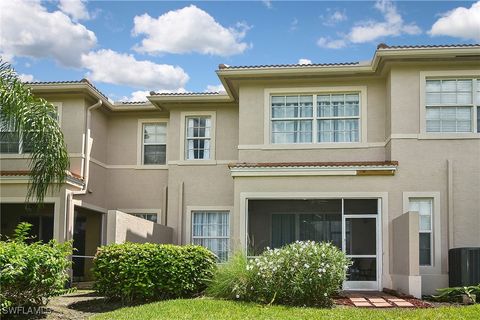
xmin=1 ymin=44 xmax=479 ymax=296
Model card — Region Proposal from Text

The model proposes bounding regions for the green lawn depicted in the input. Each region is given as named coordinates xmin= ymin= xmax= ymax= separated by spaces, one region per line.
xmin=92 ymin=298 xmax=480 ymax=320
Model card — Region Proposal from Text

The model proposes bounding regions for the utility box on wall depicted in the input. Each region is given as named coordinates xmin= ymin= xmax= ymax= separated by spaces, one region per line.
xmin=448 ymin=247 xmax=480 ymax=287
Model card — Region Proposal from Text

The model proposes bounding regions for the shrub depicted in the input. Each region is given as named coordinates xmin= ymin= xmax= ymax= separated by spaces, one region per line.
xmin=206 ymin=252 xmax=250 ymax=300
xmin=93 ymin=243 xmax=216 ymax=302
xmin=0 ymin=223 xmax=72 ymax=311
xmin=431 ymin=285 xmax=480 ymax=303
xmin=207 ymin=241 xmax=350 ymax=307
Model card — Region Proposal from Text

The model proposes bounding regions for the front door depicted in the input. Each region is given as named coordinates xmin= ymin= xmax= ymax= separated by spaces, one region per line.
xmin=343 ymin=199 xmax=380 ymax=290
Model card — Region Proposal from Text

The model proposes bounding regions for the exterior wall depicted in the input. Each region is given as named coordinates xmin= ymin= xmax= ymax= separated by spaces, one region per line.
xmin=106 ymin=210 xmax=173 ymax=244
xmin=237 ymin=78 xmax=387 ymax=163
xmin=0 ymin=96 xmax=87 ymax=175
xmin=165 ymin=105 xmax=238 ymax=244
xmin=391 ymin=211 xmax=421 ymax=298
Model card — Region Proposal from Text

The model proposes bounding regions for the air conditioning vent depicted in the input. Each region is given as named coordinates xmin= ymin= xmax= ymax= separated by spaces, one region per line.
xmin=448 ymin=247 xmax=480 ymax=287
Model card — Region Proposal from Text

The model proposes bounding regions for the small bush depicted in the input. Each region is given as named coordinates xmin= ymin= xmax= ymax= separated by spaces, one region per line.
xmin=206 ymin=252 xmax=250 ymax=300
xmin=431 ymin=285 xmax=480 ymax=303
xmin=0 ymin=223 xmax=72 ymax=311
xmin=93 ymin=243 xmax=216 ymax=302
xmin=207 ymin=241 xmax=350 ymax=307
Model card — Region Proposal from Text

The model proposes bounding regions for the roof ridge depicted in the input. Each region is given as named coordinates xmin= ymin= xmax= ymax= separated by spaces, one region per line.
xmin=219 ymin=61 xmax=360 ymax=70
xmin=149 ymin=91 xmax=223 ymax=96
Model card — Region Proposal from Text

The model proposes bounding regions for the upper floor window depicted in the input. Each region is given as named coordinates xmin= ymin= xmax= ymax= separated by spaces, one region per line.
xmin=0 ymin=119 xmax=20 ymax=153
xmin=143 ymin=123 xmax=166 ymax=165
xmin=185 ymin=116 xmax=211 ymax=160
xmin=426 ymin=79 xmax=479 ymax=133
xmin=271 ymin=93 xmax=360 ymax=144
xmin=1 ymin=104 xmax=61 ymax=154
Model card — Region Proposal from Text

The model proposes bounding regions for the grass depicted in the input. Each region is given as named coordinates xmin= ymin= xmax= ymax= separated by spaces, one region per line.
xmin=92 ymin=297 xmax=480 ymax=320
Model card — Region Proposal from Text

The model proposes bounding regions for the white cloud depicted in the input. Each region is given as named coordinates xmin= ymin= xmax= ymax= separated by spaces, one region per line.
xmin=132 ymin=5 xmax=251 ymax=56
xmin=120 ymin=88 xmax=187 ymax=102
xmin=81 ymin=49 xmax=189 ymax=90
xmin=322 ymin=10 xmax=347 ymax=27
xmin=0 ymin=0 xmax=96 ymax=67
xmin=290 ymin=18 xmax=299 ymax=31
xmin=205 ymin=84 xmax=226 ymax=93
xmin=58 ymin=0 xmax=90 ymax=21
xmin=18 ymin=73 xmax=35 ymax=82
xmin=317 ymin=0 xmax=421 ymax=49
xmin=317 ymin=37 xmax=347 ymax=49
xmin=298 ymin=58 xmax=312 ymax=65
xmin=429 ymin=1 xmax=480 ymax=41
xmin=262 ymin=0 xmax=272 ymax=9
xmin=348 ymin=0 xmax=421 ymax=43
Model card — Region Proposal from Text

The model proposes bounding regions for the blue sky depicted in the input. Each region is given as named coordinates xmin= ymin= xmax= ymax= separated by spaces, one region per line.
xmin=1 ymin=1 xmax=479 ymax=101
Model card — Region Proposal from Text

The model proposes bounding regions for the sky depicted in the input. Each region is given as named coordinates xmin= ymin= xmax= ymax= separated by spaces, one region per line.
xmin=1 ymin=0 xmax=479 ymax=102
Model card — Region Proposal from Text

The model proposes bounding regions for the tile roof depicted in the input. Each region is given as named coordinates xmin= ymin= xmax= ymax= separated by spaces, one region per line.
xmin=25 ymin=78 xmax=110 ymax=101
xmin=228 ymin=161 xmax=399 ymax=169
xmin=119 ymin=101 xmax=150 ymax=105
xmin=219 ymin=43 xmax=479 ymax=70
xmin=376 ymin=43 xmax=480 ymax=50
xmin=218 ymin=62 xmax=360 ymax=70
xmin=149 ymin=91 xmax=223 ymax=96
xmin=0 ymin=170 xmax=84 ymax=183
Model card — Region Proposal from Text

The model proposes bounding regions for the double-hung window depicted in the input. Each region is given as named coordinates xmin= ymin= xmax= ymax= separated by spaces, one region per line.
xmin=409 ymin=198 xmax=433 ymax=266
xmin=271 ymin=95 xmax=313 ymax=143
xmin=142 ymin=123 xmax=167 ymax=165
xmin=426 ymin=79 xmax=479 ymax=133
xmin=192 ymin=211 xmax=229 ymax=261
xmin=270 ymin=93 xmax=360 ymax=144
xmin=185 ymin=116 xmax=211 ymax=160
xmin=0 ymin=119 xmax=20 ymax=153
xmin=1 ymin=104 xmax=60 ymax=154
xmin=317 ymin=94 xmax=360 ymax=142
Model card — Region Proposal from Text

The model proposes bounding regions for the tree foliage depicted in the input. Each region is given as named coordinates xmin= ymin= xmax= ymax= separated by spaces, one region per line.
xmin=0 ymin=59 xmax=69 ymax=202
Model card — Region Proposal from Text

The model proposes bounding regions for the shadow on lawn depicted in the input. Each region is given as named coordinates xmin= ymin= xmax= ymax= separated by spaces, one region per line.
xmin=67 ymin=296 xmax=127 ymax=314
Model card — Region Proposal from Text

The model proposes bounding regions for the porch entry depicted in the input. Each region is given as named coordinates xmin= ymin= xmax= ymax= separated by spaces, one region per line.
xmin=247 ymin=198 xmax=380 ymax=290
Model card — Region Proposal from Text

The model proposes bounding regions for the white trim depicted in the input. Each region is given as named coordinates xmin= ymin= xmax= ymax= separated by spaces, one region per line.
xmin=402 ymin=192 xmax=441 ymax=275
xmin=263 ymin=86 xmax=368 ymax=146
xmin=239 ymin=192 xmax=388 ymax=291
xmin=136 ymin=118 xmax=169 ymax=167
xmin=180 ymin=111 xmax=217 ymax=161
xmin=230 ymin=165 xmax=396 ymax=177
xmin=117 ymin=208 xmax=162 ymax=224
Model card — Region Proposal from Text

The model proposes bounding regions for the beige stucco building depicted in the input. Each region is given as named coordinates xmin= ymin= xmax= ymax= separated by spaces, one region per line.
xmin=1 ymin=44 xmax=479 ymax=296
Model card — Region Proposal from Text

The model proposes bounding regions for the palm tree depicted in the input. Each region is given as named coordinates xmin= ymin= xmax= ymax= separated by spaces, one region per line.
xmin=0 ymin=59 xmax=69 ymax=203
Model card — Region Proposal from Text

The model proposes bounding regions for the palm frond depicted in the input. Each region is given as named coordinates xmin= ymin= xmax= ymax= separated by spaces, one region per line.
xmin=0 ymin=59 xmax=70 ymax=203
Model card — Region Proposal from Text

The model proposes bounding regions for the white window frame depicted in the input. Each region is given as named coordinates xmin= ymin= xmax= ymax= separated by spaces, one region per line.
xmin=185 ymin=206 xmax=232 ymax=262
xmin=136 ymin=119 xmax=168 ymax=168
xmin=264 ymin=86 xmax=367 ymax=146
xmin=0 ymin=102 xmax=62 ymax=155
xmin=179 ymin=111 xmax=216 ymax=163
xmin=420 ymin=71 xmax=480 ymax=137
xmin=403 ymin=192 xmax=441 ymax=274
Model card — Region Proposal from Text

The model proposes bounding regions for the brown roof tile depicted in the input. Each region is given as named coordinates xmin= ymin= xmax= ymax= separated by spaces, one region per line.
xmin=228 ymin=161 xmax=398 ymax=169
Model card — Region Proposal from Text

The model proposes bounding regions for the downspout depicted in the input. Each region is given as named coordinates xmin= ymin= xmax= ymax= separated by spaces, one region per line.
xmin=66 ymin=100 xmax=103 ymax=240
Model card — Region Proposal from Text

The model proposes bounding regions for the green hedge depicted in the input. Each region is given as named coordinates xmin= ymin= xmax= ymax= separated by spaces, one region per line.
xmin=93 ymin=243 xmax=217 ymax=302
xmin=0 ymin=223 xmax=72 ymax=311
